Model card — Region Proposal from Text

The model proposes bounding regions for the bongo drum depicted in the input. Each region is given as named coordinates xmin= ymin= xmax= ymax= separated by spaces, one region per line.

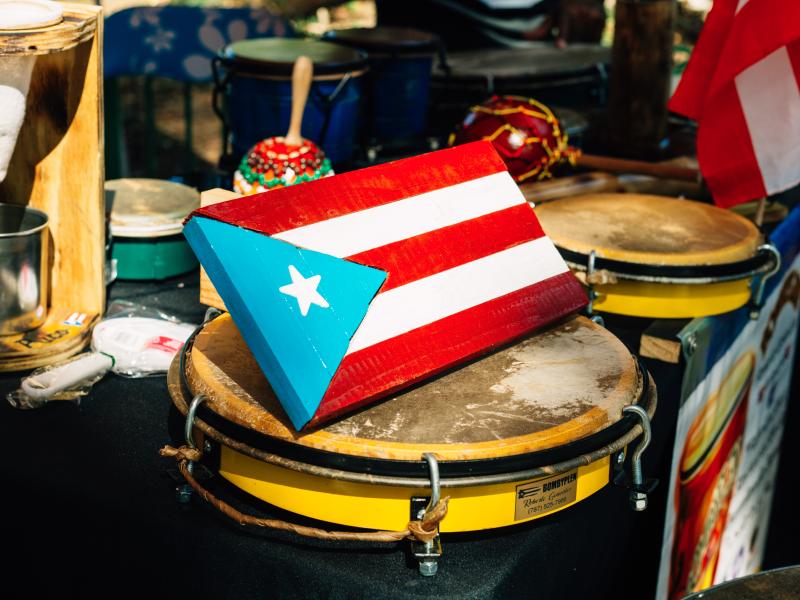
xmin=429 ymin=44 xmax=609 ymax=134
xmin=105 ymin=179 xmax=199 ymax=281
xmin=534 ymin=194 xmax=781 ymax=319
xmin=323 ymin=27 xmax=440 ymax=141
xmin=212 ymin=39 xmax=367 ymax=165
xmin=168 ymin=312 xmax=656 ymax=537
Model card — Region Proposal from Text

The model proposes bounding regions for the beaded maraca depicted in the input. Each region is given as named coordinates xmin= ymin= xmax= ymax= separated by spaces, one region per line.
xmin=449 ymin=95 xmax=573 ymax=183
xmin=233 ymin=55 xmax=333 ymax=194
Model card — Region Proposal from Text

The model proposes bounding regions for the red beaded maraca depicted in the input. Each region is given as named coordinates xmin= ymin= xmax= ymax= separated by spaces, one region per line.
xmin=450 ymin=95 xmax=700 ymax=187
xmin=234 ymin=55 xmax=333 ymax=194
xmin=449 ymin=95 xmax=574 ymax=183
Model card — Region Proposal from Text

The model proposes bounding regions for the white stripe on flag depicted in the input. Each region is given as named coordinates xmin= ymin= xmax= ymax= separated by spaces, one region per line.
xmin=273 ymin=171 xmax=526 ymax=257
xmin=736 ymin=46 xmax=800 ymax=196
xmin=346 ymin=237 xmax=567 ymax=354
xmin=736 ymin=0 xmax=749 ymax=14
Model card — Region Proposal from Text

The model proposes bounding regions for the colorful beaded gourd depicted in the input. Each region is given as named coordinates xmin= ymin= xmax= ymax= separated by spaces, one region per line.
xmin=449 ymin=95 xmax=575 ymax=183
xmin=233 ymin=137 xmax=334 ymax=195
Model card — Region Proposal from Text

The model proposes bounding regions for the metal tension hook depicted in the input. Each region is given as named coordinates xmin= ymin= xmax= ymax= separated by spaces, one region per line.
xmin=177 ymin=393 xmax=207 ymax=504
xmin=619 ymin=405 xmax=657 ymax=512
xmin=410 ymin=453 xmax=443 ymax=577
xmin=586 ymin=250 xmax=605 ymax=326
xmin=750 ymin=243 xmax=781 ymax=319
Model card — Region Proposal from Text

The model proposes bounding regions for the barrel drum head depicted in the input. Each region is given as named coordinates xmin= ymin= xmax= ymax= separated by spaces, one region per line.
xmin=222 ymin=38 xmax=367 ymax=77
xmin=168 ymin=313 xmax=655 ymax=532
xmin=324 ymin=27 xmax=440 ymax=55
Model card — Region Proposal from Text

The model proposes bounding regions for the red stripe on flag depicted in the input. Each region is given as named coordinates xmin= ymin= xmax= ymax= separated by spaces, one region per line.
xmin=310 ymin=272 xmax=587 ymax=426
xmin=192 ymin=142 xmax=507 ymax=235
xmin=697 ymin=82 xmax=767 ymax=207
xmin=669 ymin=0 xmax=738 ymax=120
xmin=707 ymin=0 xmax=800 ymax=105
xmin=347 ymin=204 xmax=545 ymax=292
xmin=789 ymin=39 xmax=800 ymax=87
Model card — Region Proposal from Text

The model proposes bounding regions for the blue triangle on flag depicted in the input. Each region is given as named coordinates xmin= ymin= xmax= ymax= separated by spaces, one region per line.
xmin=184 ymin=217 xmax=387 ymax=429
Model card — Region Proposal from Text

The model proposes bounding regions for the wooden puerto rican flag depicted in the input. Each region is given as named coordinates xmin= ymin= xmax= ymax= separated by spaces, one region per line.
xmin=669 ymin=0 xmax=800 ymax=207
xmin=184 ymin=142 xmax=586 ymax=429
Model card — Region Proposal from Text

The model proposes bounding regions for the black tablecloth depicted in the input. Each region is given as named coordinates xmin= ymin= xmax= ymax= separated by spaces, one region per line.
xmin=1 ymin=273 xmax=797 ymax=600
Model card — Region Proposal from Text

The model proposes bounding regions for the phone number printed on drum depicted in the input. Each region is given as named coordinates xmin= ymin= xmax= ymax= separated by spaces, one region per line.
xmin=514 ymin=470 xmax=579 ymax=521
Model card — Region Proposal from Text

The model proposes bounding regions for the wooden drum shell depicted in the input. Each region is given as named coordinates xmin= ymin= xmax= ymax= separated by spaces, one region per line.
xmin=535 ymin=194 xmax=773 ymax=319
xmin=168 ymin=313 xmax=656 ymax=533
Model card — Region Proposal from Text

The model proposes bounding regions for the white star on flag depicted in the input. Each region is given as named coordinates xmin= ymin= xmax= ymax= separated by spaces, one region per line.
xmin=279 ymin=265 xmax=330 ymax=316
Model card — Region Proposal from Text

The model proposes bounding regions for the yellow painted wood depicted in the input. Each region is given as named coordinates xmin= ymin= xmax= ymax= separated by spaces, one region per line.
xmin=593 ymin=279 xmax=752 ymax=319
xmin=219 ymin=447 xmax=611 ymax=532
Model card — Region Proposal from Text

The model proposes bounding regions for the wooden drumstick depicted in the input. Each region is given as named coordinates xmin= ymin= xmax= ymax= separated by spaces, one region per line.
xmin=284 ymin=55 xmax=313 ymax=147
xmin=574 ymin=153 xmax=700 ymax=183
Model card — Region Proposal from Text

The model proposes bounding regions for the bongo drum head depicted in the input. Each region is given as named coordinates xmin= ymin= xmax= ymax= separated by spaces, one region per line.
xmin=184 ymin=313 xmax=642 ymax=462
xmin=535 ymin=194 xmax=761 ymax=266
xmin=222 ymin=39 xmax=366 ymax=76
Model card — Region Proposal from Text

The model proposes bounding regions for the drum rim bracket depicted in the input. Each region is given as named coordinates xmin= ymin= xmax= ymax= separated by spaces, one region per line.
xmin=565 ymin=243 xmax=780 ymax=286
xmin=614 ymin=404 xmax=658 ymax=512
xmin=749 ymin=243 xmax=782 ymax=319
xmin=410 ymin=453 xmax=443 ymax=577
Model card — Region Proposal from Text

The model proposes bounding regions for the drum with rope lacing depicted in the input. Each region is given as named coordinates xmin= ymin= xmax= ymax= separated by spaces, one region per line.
xmin=166 ymin=310 xmax=657 ymax=583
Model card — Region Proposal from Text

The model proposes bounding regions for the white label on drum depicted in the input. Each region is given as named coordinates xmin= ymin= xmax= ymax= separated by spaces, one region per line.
xmin=514 ymin=470 xmax=578 ymax=521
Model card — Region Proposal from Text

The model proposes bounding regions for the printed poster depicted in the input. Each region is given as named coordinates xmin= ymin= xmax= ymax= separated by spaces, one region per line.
xmin=656 ymin=243 xmax=800 ymax=600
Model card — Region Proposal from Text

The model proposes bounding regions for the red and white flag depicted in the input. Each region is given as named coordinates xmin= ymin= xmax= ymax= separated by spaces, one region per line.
xmin=669 ymin=0 xmax=800 ymax=207
xmin=186 ymin=142 xmax=586 ymax=428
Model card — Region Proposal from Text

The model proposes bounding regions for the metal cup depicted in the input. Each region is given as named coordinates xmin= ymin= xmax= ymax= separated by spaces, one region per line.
xmin=0 ymin=203 xmax=49 ymax=335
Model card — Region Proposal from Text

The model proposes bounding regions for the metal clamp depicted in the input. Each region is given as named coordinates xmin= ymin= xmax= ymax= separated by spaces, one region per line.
xmin=585 ymin=250 xmax=605 ymax=326
xmin=750 ymin=243 xmax=781 ymax=319
xmin=615 ymin=405 xmax=657 ymax=512
xmin=410 ymin=453 xmax=443 ymax=577
xmin=204 ymin=306 xmax=223 ymax=324
xmin=177 ymin=394 xmax=207 ymax=504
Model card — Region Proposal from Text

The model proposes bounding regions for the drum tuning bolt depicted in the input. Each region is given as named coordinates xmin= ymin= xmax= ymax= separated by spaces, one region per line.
xmin=615 ymin=405 xmax=657 ymax=512
xmin=176 ymin=394 xmax=207 ymax=504
xmin=410 ymin=453 xmax=443 ymax=577
xmin=584 ymin=250 xmax=607 ymax=326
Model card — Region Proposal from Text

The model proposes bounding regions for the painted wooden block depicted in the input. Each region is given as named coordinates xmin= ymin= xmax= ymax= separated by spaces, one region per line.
xmin=184 ymin=142 xmax=587 ymax=429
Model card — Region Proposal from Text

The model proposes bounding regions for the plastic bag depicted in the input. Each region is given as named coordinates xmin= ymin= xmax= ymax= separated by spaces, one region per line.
xmin=7 ymin=300 xmax=197 ymax=408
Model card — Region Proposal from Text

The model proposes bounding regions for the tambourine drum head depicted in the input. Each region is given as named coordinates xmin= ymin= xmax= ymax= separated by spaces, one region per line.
xmin=170 ymin=313 xmax=651 ymax=532
xmin=105 ymin=179 xmax=199 ymax=280
xmin=535 ymin=194 xmax=763 ymax=318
